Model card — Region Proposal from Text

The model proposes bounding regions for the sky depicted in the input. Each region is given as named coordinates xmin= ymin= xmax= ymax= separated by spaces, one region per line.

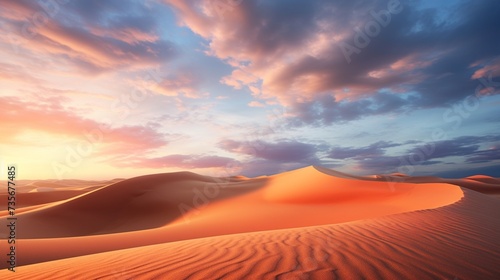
xmin=0 ymin=0 xmax=499 ymax=180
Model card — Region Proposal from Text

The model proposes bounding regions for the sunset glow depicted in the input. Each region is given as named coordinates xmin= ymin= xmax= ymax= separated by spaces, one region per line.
xmin=1 ymin=0 xmax=499 ymax=180
xmin=1 ymin=1 xmax=500 ymax=278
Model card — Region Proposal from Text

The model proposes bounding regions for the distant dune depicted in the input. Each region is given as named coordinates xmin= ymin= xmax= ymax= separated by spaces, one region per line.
xmin=465 ymin=175 xmax=499 ymax=184
xmin=1 ymin=166 xmax=499 ymax=279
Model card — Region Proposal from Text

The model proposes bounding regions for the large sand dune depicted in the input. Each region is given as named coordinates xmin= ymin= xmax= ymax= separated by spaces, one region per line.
xmin=1 ymin=166 xmax=499 ymax=279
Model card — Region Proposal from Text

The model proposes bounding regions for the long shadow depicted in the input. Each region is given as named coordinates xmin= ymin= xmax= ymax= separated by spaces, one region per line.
xmin=0 ymin=171 xmax=268 ymax=239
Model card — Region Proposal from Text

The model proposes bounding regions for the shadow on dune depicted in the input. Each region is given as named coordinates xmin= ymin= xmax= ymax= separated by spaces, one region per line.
xmin=315 ymin=165 xmax=500 ymax=196
xmin=0 ymin=172 xmax=267 ymax=239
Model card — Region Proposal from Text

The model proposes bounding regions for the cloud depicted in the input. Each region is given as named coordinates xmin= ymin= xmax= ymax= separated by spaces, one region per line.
xmin=287 ymin=92 xmax=410 ymax=126
xmin=115 ymin=154 xmax=239 ymax=169
xmin=0 ymin=0 xmax=38 ymax=22
xmin=219 ymin=139 xmax=319 ymax=163
xmin=248 ymin=101 xmax=265 ymax=107
xmin=328 ymin=135 xmax=500 ymax=174
xmin=0 ymin=95 xmax=168 ymax=154
xmin=471 ymin=58 xmax=500 ymax=80
xmin=435 ymin=164 xmax=500 ymax=178
xmin=354 ymin=155 xmax=402 ymax=174
xmin=406 ymin=137 xmax=482 ymax=161
xmin=165 ymin=0 xmax=500 ymax=126
xmin=221 ymin=69 xmax=259 ymax=90
xmin=0 ymin=62 xmax=42 ymax=84
xmin=329 ymin=141 xmax=400 ymax=159
xmin=217 ymin=135 xmax=500 ymax=176
xmin=466 ymin=147 xmax=500 ymax=164
xmin=149 ymin=67 xmax=207 ymax=98
xmin=1 ymin=0 xmax=176 ymax=74
xmin=238 ymin=159 xmax=312 ymax=177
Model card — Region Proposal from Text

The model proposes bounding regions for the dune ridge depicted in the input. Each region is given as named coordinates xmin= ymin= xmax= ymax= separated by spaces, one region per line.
xmin=2 ymin=188 xmax=499 ymax=279
xmin=0 ymin=166 xmax=499 ymax=279
xmin=0 ymin=172 xmax=265 ymax=238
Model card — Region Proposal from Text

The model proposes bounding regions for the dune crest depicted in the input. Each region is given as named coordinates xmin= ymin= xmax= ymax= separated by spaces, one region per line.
xmin=0 ymin=166 xmax=498 ymax=279
xmin=264 ymin=166 xmax=462 ymax=206
xmin=2 ymin=188 xmax=499 ymax=279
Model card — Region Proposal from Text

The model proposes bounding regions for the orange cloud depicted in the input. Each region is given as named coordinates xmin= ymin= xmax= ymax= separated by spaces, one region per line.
xmin=2 ymin=1 xmax=176 ymax=74
xmin=0 ymin=95 xmax=168 ymax=155
xmin=164 ymin=0 xmax=411 ymax=106
xmin=114 ymin=154 xmax=239 ymax=169
xmin=471 ymin=58 xmax=500 ymax=80
xmin=150 ymin=69 xmax=207 ymax=99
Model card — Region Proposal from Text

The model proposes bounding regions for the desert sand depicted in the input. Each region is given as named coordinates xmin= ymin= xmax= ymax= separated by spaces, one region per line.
xmin=1 ymin=166 xmax=499 ymax=279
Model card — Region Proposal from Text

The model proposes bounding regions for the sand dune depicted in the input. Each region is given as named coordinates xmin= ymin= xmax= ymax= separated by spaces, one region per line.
xmin=364 ymin=171 xmax=500 ymax=196
xmin=2 ymin=179 xmax=123 ymax=193
xmin=1 ymin=166 xmax=499 ymax=279
xmin=0 ymin=166 xmax=461 ymax=240
xmin=1 ymin=172 xmax=264 ymax=238
xmin=0 ymin=189 xmax=88 ymax=209
xmin=2 ymin=189 xmax=499 ymax=279
xmin=465 ymin=175 xmax=500 ymax=184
